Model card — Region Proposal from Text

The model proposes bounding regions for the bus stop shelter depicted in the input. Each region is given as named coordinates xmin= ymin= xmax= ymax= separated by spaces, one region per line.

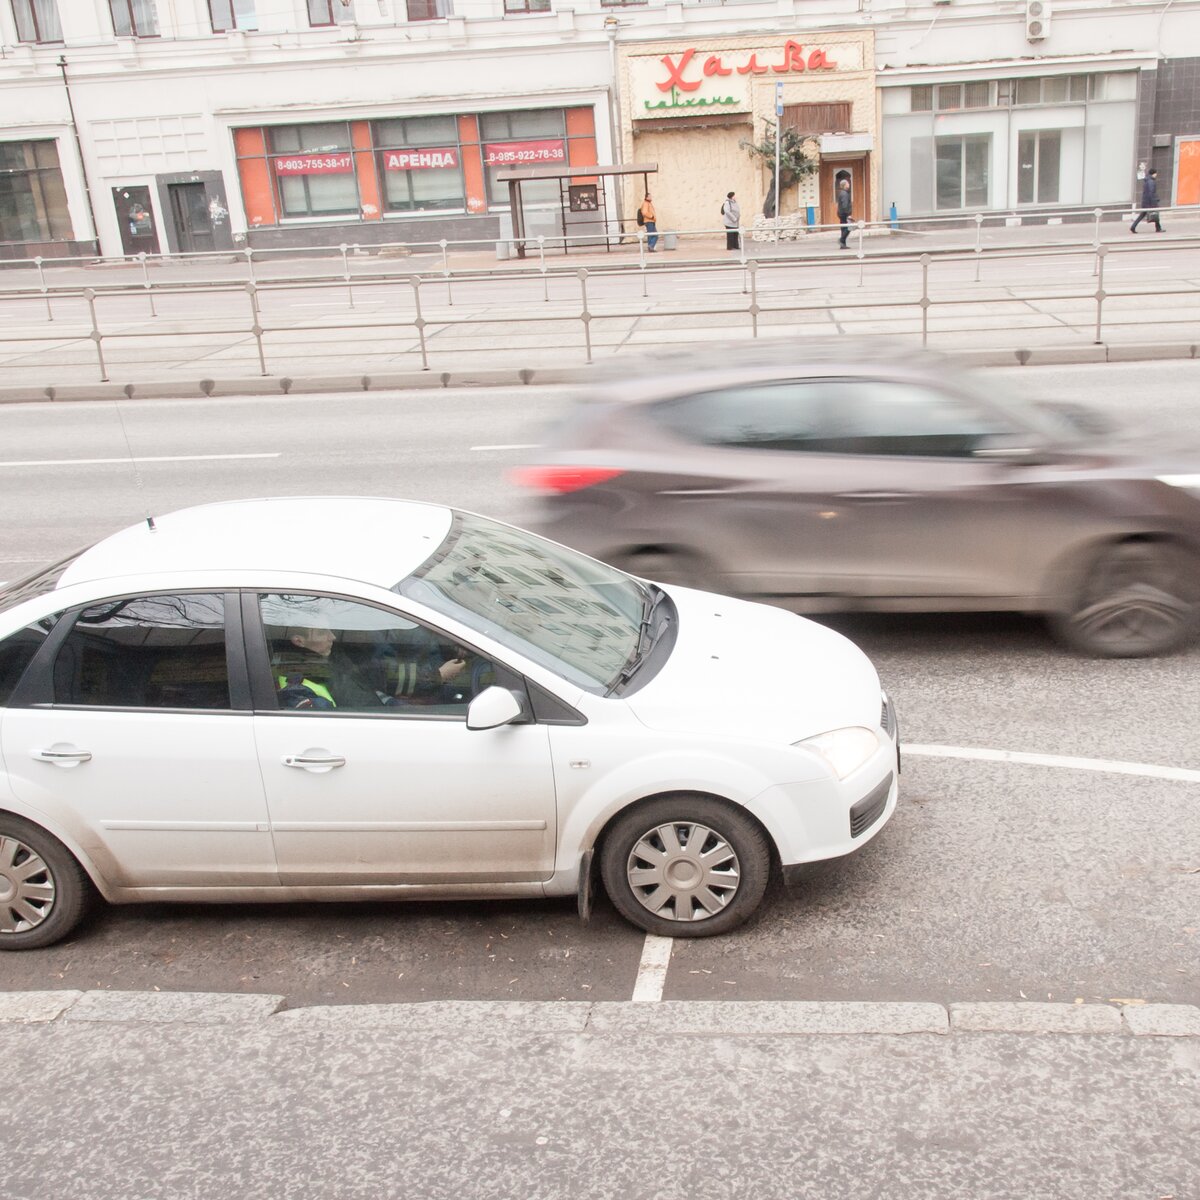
xmin=495 ymin=162 xmax=658 ymax=258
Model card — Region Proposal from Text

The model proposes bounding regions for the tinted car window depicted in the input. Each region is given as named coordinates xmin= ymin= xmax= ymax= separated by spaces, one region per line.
xmin=260 ymin=593 xmax=501 ymax=717
xmin=0 ymin=549 xmax=88 ymax=615
xmin=648 ymin=379 xmax=1012 ymax=458
xmin=53 ymin=593 xmax=230 ymax=710
xmin=0 ymin=617 xmax=60 ymax=706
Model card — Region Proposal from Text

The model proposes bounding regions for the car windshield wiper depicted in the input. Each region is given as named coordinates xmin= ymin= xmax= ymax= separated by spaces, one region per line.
xmin=606 ymin=583 xmax=666 ymax=695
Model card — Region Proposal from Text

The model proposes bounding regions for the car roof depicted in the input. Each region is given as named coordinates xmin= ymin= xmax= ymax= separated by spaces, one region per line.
xmin=57 ymin=497 xmax=454 ymax=590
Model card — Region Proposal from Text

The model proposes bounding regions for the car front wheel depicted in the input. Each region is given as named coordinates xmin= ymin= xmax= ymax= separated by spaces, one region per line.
xmin=600 ymin=796 xmax=771 ymax=938
xmin=0 ymin=815 xmax=90 ymax=951
xmin=1053 ymin=540 xmax=1200 ymax=658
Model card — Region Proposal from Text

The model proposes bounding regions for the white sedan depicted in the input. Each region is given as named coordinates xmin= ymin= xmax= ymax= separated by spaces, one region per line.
xmin=0 ymin=497 xmax=898 ymax=949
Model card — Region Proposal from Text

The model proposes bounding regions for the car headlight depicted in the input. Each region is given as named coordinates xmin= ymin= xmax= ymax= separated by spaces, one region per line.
xmin=795 ymin=726 xmax=880 ymax=780
xmin=1157 ymin=474 xmax=1200 ymax=489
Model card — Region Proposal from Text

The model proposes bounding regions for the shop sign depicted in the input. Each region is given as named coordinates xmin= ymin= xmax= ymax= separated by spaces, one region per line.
xmin=383 ymin=148 xmax=460 ymax=171
xmin=273 ymin=153 xmax=353 ymax=175
xmin=630 ymin=39 xmax=857 ymax=119
xmin=483 ymin=140 xmax=566 ymax=167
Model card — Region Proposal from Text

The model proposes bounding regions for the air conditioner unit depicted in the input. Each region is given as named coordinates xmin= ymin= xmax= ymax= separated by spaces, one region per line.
xmin=1025 ymin=0 xmax=1050 ymax=41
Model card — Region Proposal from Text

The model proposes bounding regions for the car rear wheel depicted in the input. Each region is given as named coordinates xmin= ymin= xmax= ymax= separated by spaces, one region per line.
xmin=600 ymin=796 xmax=771 ymax=938
xmin=614 ymin=549 xmax=710 ymax=591
xmin=0 ymin=815 xmax=90 ymax=951
xmin=1053 ymin=541 xmax=1200 ymax=658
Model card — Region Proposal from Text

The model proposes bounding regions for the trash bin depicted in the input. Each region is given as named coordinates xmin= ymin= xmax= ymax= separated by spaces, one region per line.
xmin=661 ymin=231 xmax=679 ymax=251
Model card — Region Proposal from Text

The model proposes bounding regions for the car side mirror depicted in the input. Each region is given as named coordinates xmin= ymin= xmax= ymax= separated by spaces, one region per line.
xmin=466 ymin=686 xmax=528 ymax=731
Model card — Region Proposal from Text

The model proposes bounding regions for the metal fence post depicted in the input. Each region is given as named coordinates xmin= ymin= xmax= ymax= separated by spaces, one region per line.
xmin=578 ymin=267 xmax=593 ymax=364
xmin=139 ymin=252 xmax=156 ymax=317
xmin=409 ymin=275 xmax=429 ymax=370
xmin=974 ymin=213 xmax=984 ymax=283
xmin=748 ymin=259 xmax=759 ymax=338
xmin=84 ymin=287 xmax=108 ymax=382
xmin=246 ymin=282 xmax=268 ymax=376
xmin=1093 ymin=208 xmax=1104 ymax=277
xmin=339 ymin=243 xmax=355 ymax=310
xmin=855 ymin=220 xmax=866 ymax=286
xmin=440 ymin=239 xmax=453 ymax=307
xmin=244 ymin=246 xmax=257 ymax=289
xmin=35 ymin=255 xmax=52 ymax=321
xmin=920 ymin=253 xmax=931 ymax=348
xmin=538 ymin=236 xmax=548 ymax=302
xmin=1093 ymin=244 xmax=1107 ymax=345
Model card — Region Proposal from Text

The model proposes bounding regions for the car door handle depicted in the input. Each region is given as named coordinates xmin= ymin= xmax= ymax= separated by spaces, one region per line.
xmin=282 ymin=754 xmax=346 ymax=772
xmin=833 ymin=490 xmax=912 ymax=501
xmin=31 ymin=748 xmax=92 ymax=766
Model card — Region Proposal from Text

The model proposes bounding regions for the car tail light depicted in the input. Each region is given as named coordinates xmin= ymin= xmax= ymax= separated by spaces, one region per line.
xmin=509 ymin=466 xmax=624 ymax=494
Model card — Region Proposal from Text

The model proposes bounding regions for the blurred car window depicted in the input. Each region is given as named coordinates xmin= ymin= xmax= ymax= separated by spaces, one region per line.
xmin=648 ymin=378 xmax=1016 ymax=458
xmin=54 ymin=593 xmax=230 ymax=710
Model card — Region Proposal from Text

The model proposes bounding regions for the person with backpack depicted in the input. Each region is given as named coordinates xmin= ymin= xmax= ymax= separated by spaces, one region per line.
xmin=722 ymin=191 xmax=741 ymax=250
xmin=637 ymin=193 xmax=658 ymax=251
xmin=1131 ymin=168 xmax=1164 ymax=233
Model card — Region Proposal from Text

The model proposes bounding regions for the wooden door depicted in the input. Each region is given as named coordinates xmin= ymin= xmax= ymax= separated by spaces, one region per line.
xmin=819 ymin=158 xmax=869 ymax=228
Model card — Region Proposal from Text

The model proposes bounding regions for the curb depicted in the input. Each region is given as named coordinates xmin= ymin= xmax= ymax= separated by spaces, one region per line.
xmin=0 ymin=342 xmax=1197 ymax=405
xmin=1 ymin=992 xmax=1197 ymax=1037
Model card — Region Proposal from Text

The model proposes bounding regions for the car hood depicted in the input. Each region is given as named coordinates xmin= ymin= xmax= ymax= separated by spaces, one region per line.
xmin=622 ymin=586 xmax=882 ymax=744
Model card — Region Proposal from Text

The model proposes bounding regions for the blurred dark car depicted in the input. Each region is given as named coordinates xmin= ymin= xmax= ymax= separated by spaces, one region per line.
xmin=514 ymin=343 xmax=1200 ymax=657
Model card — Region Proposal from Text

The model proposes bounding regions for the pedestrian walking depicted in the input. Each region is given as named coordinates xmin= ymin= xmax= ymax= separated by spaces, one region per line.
xmin=721 ymin=192 xmax=741 ymax=251
xmin=1130 ymin=169 xmax=1164 ymax=233
xmin=637 ymin=193 xmax=658 ymax=251
xmin=836 ymin=178 xmax=853 ymax=248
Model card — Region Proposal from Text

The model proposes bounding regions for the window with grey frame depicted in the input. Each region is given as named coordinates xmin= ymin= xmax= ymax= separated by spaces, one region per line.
xmin=504 ymin=0 xmax=550 ymax=12
xmin=308 ymin=0 xmax=354 ymax=24
xmin=1017 ymin=129 xmax=1061 ymax=205
xmin=11 ymin=0 xmax=61 ymax=42
xmin=269 ymin=123 xmax=358 ymax=218
xmin=0 ymin=141 xmax=72 ymax=244
xmin=935 ymin=134 xmax=990 ymax=210
xmin=109 ymin=0 xmax=158 ymax=36
xmin=405 ymin=0 xmax=450 ymax=17
xmin=209 ymin=0 xmax=257 ymax=31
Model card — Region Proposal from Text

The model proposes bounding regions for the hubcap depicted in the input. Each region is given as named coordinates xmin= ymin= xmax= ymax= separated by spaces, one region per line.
xmin=0 ymin=836 xmax=56 ymax=934
xmin=626 ymin=821 xmax=740 ymax=922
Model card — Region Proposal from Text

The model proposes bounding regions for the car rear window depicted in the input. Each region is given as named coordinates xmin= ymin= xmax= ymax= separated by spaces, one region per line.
xmin=0 ymin=548 xmax=88 ymax=616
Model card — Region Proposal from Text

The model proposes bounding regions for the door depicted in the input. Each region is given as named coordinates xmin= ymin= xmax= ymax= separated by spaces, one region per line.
xmin=168 ymin=183 xmax=216 ymax=253
xmin=1 ymin=592 xmax=276 ymax=888
xmin=112 ymin=185 xmax=160 ymax=256
xmin=248 ymin=592 xmax=558 ymax=885
xmin=820 ymin=158 xmax=868 ymax=228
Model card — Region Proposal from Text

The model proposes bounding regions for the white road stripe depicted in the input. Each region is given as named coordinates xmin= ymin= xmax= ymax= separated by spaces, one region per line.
xmin=470 ymin=443 xmax=540 ymax=452
xmin=905 ymin=743 xmax=1200 ymax=784
xmin=632 ymin=934 xmax=673 ymax=1003
xmin=0 ymin=453 xmax=280 ymax=468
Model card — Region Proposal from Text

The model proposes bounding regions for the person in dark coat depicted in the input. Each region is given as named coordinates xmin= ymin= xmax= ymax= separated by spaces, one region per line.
xmin=1131 ymin=169 xmax=1163 ymax=233
xmin=836 ymin=179 xmax=853 ymax=248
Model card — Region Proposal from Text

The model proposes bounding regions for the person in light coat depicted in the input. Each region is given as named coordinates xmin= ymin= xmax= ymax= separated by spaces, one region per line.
xmin=721 ymin=192 xmax=741 ymax=251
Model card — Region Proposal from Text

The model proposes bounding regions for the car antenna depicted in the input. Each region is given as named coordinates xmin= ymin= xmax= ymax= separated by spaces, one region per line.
xmin=111 ymin=397 xmax=156 ymax=531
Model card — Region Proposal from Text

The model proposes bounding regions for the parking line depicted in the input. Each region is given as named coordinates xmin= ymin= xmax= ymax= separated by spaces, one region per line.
xmin=632 ymin=935 xmax=673 ymax=1002
xmin=0 ymin=453 xmax=281 ymax=468
xmin=905 ymin=743 xmax=1200 ymax=784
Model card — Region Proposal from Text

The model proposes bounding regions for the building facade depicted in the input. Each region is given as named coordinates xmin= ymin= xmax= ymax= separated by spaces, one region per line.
xmin=1 ymin=0 xmax=1198 ymax=260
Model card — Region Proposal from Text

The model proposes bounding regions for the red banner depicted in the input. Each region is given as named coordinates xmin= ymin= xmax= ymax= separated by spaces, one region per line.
xmin=272 ymin=154 xmax=353 ymax=175
xmin=483 ymin=140 xmax=566 ymax=167
xmin=383 ymin=148 xmax=460 ymax=171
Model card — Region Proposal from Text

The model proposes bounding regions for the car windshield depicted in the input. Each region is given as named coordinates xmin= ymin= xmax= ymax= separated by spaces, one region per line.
xmin=0 ymin=547 xmax=90 ymax=616
xmin=395 ymin=513 xmax=646 ymax=694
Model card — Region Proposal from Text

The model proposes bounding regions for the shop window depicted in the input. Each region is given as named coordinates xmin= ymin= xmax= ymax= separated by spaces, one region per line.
xmin=481 ymin=110 xmax=567 ymax=207
xmin=308 ymin=0 xmax=354 ymax=24
xmin=963 ymin=81 xmax=991 ymax=109
xmin=269 ymin=123 xmax=358 ymax=218
xmin=1018 ymin=129 xmax=1061 ymax=205
xmin=209 ymin=0 xmax=257 ymax=31
xmin=0 ymin=140 xmax=72 ymax=244
xmin=374 ymin=117 xmax=464 ymax=213
xmin=1042 ymin=76 xmax=1069 ymax=104
xmin=406 ymin=0 xmax=450 ymax=16
xmin=910 ymin=86 xmax=933 ymax=113
xmin=936 ymin=84 xmax=962 ymax=112
xmin=504 ymin=0 xmax=550 ymax=12
xmin=1015 ymin=78 xmax=1041 ymax=106
xmin=935 ymin=134 xmax=990 ymax=210
xmin=109 ymin=0 xmax=158 ymax=36
xmin=11 ymin=0 xmax=62 ymax=42
xmin=1089 ymin=72 xmax=1136 ymax=101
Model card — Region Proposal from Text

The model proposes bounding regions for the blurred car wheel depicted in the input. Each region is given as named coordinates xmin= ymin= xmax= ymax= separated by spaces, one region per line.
xmin=613 ymin=548 xmax=710 ymax=591
xmin=0 ymin=815 xmax=90 ymax=951
xmin=600 ymin=796 xmax=771 ymax=937
xmin=1053 ymin=540 xmax=1200 ymax=658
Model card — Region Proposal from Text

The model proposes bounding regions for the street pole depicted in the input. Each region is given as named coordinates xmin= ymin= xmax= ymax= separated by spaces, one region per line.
xmin=773 ymin=82 xmax=783 ymax=239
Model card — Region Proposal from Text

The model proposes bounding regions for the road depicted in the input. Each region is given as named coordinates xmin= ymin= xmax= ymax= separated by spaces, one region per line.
xmin=0 ymin=358 xmax=1197 ymax=1013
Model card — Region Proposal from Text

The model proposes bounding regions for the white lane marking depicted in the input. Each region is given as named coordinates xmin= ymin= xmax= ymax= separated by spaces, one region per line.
xmin=0 ymin=453 xmax=281 ymax=468
xmin=632 ymin=934 xmax=673 ymax=1003
xmin=905 ymin=743 xmax=1200 ymax=785
xmin=470 ymin=443 xmax=540 ymax=452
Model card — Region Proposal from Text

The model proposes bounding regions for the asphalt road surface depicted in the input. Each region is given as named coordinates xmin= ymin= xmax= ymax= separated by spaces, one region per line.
xmin=1 ymin=359 xmax=1197 ymax=1011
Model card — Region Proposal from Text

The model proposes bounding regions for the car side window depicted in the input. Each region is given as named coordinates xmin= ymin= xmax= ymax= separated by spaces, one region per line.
xmin=648 ymin=379 xmax=1011 ymax=458
xmin=53 ymin=593 xmax=230 ymax=710
xmin=259 ymin=593 xmax=503 ymax=718
xmin=0 ymin=616 xmax=61 ymax=707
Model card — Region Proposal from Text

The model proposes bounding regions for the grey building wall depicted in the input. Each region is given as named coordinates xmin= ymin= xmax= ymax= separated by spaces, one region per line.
xmin=1144 ymin=56 xmax=1200 ymax=203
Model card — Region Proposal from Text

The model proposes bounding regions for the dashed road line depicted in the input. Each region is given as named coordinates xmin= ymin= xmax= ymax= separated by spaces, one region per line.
xmin=0 ymin=452 xmax=281 ymax=468
xmin=469 ymin=443 xmax=540 ymax=452
xmin=905 ymin=743 xmax=1200 ymax=784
